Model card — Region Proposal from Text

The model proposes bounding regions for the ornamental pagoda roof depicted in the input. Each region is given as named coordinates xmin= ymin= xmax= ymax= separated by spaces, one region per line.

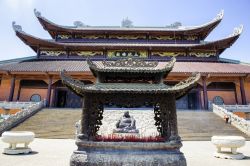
xmin=88 ymin=58 xmax=175 ymax=73
xmin=34 ymin=9 xmax=224 ymax=40
xmin=12 ymin=21 xmax=242 ymax=55
xmin=60 ymin=70 xmax=200 ymax=99
xmin=87 ymin=58 xmax=176 ymax=82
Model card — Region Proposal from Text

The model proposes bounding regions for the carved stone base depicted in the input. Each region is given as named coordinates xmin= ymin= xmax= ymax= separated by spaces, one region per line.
xmin=3 ymin=147 xmax=32 ymax=155
xmin=70 ymin=141 xmax=186 ymax=166
xmin=214 ymin=152 xmax=245 ymax=160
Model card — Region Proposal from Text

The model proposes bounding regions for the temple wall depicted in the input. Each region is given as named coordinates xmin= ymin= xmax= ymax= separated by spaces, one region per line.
xmin=200 ymin=90 xmax=237 ymax=109
xmin=0 ymin=78 xmax=11 ymax=101
xmin=18 ymin=88 xmax=47 ymax=102
xmin=207 ymin=91 xmax=237 ymax=105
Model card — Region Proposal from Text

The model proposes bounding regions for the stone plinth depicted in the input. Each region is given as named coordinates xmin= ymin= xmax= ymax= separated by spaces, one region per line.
xmin=211 ymin=136 xmax=245 ymax=159
xmin=70 ymin=140 xmax=186 ymax=166
xmin=1 ymin=131 xmax=35 ymax=154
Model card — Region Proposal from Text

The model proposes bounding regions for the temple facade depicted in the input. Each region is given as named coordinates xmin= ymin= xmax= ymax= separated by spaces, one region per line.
xmin=0 ymin=10 xmax=249 ymax=110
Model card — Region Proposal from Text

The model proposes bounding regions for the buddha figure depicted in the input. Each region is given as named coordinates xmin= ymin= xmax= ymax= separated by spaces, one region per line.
xmin=113 ymin=111 xmax=139 ymax=133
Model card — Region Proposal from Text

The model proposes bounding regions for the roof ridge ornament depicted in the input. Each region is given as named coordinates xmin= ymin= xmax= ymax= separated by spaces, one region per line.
xmin=214 ymin=10 xmax=224 ymax=21
xmin=102 ymin=58 xmax=158 ymax=68
xmin=73 ymin=21 xmax=87 ymax=28
xmin=12 ymin=22 xmax=22 ymax=32
xmin=34 ymin=8 xmax=41 ymax=17
xmin=229 ymin=25 xmax=244 ymax=37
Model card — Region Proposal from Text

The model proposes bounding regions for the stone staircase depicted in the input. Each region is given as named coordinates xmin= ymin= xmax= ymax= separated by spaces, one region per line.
xmin=11 ymin=109 xmax=249 ymax=140
xmin=177 ymin=111 xmax=249 ymax=140
xmin=12 ymin=108 xmax=82 ymax=139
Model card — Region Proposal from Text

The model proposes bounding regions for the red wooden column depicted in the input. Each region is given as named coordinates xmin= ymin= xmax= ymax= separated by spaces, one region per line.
xmin=8 ymin=75 xmax=16 ymax=101
xmin=234 ymin=82 xmax=238 ymax=104
xmin=46 ymin=76 xmax=52 ymax=107
xmin=240 ymin=77 xmax=247 ymax=105
xmin=202 ymin=77 xmax=208 ymax=110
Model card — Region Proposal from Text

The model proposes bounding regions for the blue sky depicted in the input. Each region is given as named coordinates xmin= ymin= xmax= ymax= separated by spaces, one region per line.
xmin=0 ymin=0 xmax=249 ymax=62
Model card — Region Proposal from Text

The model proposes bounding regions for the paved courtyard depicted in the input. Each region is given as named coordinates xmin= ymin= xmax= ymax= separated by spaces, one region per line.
xmin=0 ymin=138 xmax=250 ymax=166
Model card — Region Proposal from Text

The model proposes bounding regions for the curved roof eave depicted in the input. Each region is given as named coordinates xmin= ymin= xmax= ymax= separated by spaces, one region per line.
xmin=34 ymin=9 xmax=224 ymax=40
xmin=12 ymin=21 xmax=242 ymax=55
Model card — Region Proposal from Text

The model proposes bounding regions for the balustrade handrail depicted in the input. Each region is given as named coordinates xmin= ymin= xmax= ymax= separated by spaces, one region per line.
xmin=221 ymin=104 xmax=250 ymax=113
xmin=0 ymin=100 xmax=45 ymax=135
xmin=213 ymin=104 xmax=250 ymax=136
xmin=0 ymin=101 xmax=41 ymax=109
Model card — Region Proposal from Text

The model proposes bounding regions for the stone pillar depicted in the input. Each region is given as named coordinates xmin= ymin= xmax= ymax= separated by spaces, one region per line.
xmin=168 ymin=95 xmax=180 ymax=142
xmin=8 ymin=76 xmax=16 ymax=101
xmin=202 ymin=77 xmax=208 ymax=110
xmin=46 ymin=77 xmax=52 ymax=107
xmin=80 ymin=94 xmax=90 ymax=140
xmin=240 ymin=77 xmax=247 ymax=105
xmin=159 ymin=95 xmax=179 ymax=141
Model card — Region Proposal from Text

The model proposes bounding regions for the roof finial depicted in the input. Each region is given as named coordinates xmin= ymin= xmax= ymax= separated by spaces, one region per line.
xmin=12 ymin=21 xmax=22 ymax=32
xmin=34 ymin=8 xmax=41 ymax=17
xmin=73 ymin=21 xmax=86 ymax=28
xmin=229 ymin=25 xmax=244 ymax=37
xmin=121 ymin=17 xmax=133 ymax=28
xmin=214 ymin=10 xmax=224 ymax=21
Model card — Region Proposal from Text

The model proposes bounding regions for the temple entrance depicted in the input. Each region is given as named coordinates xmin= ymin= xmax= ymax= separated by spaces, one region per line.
xmin=176 ymin=91 xmax=199 ymax=110
xmin=55 ymin=89 xmax=82 ymax=108
xmin=188 ymin=92 xmax=198 ymax=109
xmin=56 ymin=90 xmax=67 ymax=107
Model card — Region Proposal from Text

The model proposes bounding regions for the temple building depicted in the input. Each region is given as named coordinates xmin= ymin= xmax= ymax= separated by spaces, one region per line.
xmin=0 ymin=10 xmax=249 ymax=110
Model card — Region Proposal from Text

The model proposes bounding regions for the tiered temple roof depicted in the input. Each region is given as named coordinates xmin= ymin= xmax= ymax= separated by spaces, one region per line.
xmin=0 ymin=10 xmax=249 ymax=78
xmin=11 ymin=10 xmax=243 ymax=62
xmin=34 ymin=9 xmax=224 ymax=40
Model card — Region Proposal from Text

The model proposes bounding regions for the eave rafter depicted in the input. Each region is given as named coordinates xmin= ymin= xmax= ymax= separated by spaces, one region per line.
xmin=34 ymin=9 xmax=224 ymax=40
xmin=12 ymin=21 xmax=243 ymax=56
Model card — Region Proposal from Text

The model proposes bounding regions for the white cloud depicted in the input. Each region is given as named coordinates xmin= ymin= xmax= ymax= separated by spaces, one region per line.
xmin=3 ymin=0 xmax=34 ymax=10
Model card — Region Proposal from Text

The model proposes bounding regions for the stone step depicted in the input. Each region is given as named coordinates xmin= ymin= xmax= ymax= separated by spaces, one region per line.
xmin=177 ymin=111 xmax=249 ymax=140
xmin=11 ymin=109 xmax=249 ymax=140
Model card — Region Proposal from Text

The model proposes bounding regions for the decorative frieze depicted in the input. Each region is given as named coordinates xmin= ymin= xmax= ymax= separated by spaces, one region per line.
xmin=57 ymin=35 xmax=72 ymax=39
xmin=150 ymin=35 xmax=181 ymax=40
xmin=151 ymin=52 xmax=185 ymax=57
xmin=102 ymin=58 xmax=158 ymax=68
xmin=40 ymin=51 xmax=66 ymax=56
xmin=109 ymin=35 xmax=146 ymax=40
xmin=189 ymin=51 xmax=216 ymax=57
xmin=107 ymin=50 xmax=147 ymax=58
xmin=71 ymin=51 xmax=103 ymax=57
xmin=75 ymin=35 xmax=106 ymax=39
xmin=183 ymin=36 xmax=198 ymax=40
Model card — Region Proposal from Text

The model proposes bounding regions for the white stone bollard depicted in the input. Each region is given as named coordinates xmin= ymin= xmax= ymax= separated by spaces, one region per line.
xmin=211 ymin=136 xmax=245 ymax=159
xmin=1 ymin=131 xmax=35 ymax=154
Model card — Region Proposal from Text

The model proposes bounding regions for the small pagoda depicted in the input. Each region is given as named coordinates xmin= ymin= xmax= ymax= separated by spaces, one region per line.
xmin=61 ymin=57 xmax=200 ymax=166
